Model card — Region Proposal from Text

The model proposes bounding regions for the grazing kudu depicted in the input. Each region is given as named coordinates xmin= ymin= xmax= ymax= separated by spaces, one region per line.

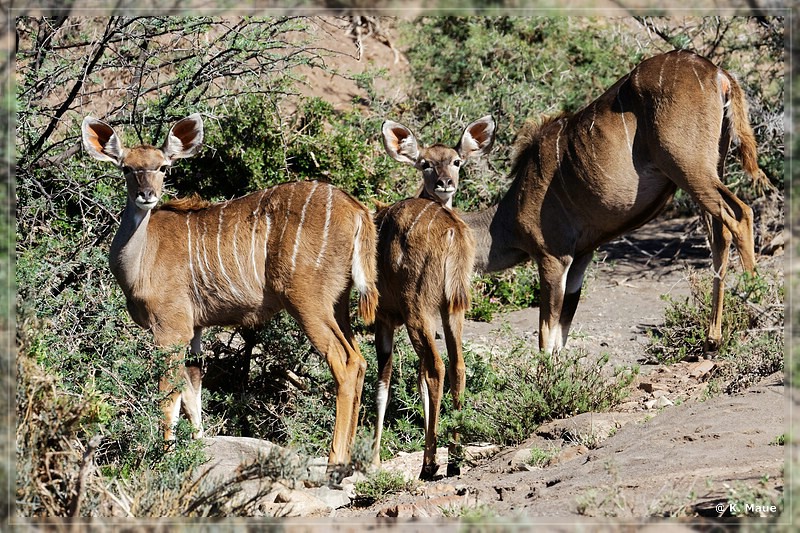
xmin=81 ymin=114 xmax=378 ymax=465
xmin=459 ymin=50 xmax=768 ymax=354
xmin=372 ymin=116 xmax=494 ymax=479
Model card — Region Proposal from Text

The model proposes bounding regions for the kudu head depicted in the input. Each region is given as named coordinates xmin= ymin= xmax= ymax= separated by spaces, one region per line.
xmin=82 ymin=114 xmax=204 ymax=210
xmin=381 ymin=115 xmax=496 ymax=208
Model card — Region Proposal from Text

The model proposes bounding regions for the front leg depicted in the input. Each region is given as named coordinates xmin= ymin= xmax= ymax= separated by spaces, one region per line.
xmin=537 ymin=255 xmax=572 ymax=354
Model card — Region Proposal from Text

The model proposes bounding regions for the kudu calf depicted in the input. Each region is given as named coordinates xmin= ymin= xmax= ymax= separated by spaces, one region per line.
xmin=373 ymin=116 xmax=495 ymax=479
xmin=82 ymin=114 xmax=378 ymax=465
xmin=460 ymin=50 xmax=768 ymax=354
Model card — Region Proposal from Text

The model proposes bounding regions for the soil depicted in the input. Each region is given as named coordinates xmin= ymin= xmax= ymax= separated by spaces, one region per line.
xmin=288 ymin=18 xmax=788 ymax=522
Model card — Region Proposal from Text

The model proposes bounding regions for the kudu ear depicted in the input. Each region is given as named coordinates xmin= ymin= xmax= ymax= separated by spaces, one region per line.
xmin=456 ymin=115 xmax=496 ymax=160
xmin=82 ymin=116 xmax=125 ymax=166
xmin=381 ymin=120 xmax=420 ymax=166
xmin=162 ymin=113 xmax=204 ymax=162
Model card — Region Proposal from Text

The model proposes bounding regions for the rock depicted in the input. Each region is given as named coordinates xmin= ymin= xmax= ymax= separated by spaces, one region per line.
xmin=689 ymin=360 xmax=716 ymax=380
xmin=655 ymin=395 xmax=674 ymax=408
xmin=308 ymin=485 xmax=352 ymax=510
xmin=547 ymin=445 xmax=589 ymax=466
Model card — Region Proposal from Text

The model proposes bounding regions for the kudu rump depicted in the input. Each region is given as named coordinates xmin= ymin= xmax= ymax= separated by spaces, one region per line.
xmin=372 ymin=116 xmax=495 ymax=479
xmin=82 ymin=114 xmax=378 ymax=465
xmin=462 ymin=50 xmax=768 ymax=354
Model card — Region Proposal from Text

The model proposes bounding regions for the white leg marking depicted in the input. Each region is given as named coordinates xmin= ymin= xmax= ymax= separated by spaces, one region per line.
xmin=166 ymin=395 xmax=182 ymax=440
xmin=315 ymin=184 xmax=333 ymax=268
xmin=291 ymin=181 xmax=319 ymax=271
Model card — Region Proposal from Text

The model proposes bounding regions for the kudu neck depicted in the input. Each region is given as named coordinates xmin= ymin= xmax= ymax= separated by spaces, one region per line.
xmin=461 ymin=195 xmax=526 ymax=274
xmin=109 ymin=200 xmax=153 ymax=288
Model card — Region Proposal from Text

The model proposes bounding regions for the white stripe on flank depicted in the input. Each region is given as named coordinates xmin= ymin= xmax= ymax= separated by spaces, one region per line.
xmin=216 ymin=203 xmax=243 ymax=300
xmin=426 ymin=205 xmax=439 ymax=233
xmin=251 ymin=190 xmax=269 ymax=287
xmin=201 ymin=218 xmax=215 ymax=284
xmin=232 ymin=215 xmax=254 ymax=294
xmin=291 ymin=181 xmax=319 ymax=270
xmin=407 ymin=201 xmax=433 ymax=235
xmin=691 ymin=65 xmax=705 ymax=92
xmin=617 ymin=92 xmax=632 ymax=151
xmin=277 ymin=184 xmax=297 ymax=254
xmin=315 ymin=184 xmax=333 ymax=268
xmin=186 ymin=213 xmax=202 ymax=304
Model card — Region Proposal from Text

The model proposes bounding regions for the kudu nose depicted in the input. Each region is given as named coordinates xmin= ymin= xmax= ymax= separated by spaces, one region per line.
xmin=436 ymin=178 xmax=453 ymax=189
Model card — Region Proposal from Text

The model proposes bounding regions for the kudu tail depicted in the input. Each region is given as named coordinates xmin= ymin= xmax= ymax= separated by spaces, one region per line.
xmin=444 ymin=226 xmax=475 ymax=315
xmin=723 ymin=72 xmax=771 ymax=192
xmin=352 ymin=211 xmax=379 ymax=325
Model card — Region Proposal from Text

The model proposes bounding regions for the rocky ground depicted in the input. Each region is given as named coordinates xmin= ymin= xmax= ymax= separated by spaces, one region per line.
xmin=196 ymin=215 xmax=787 ymax=524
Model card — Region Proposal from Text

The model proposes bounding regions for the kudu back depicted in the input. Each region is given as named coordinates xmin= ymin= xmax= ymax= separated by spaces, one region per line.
xmin=460 ymin=49 xmax=769 ymax=354
xmin=373 ymin=116 xmax=494 ymax=479
xmin=82 ymin=114 xmax=378 ymax=465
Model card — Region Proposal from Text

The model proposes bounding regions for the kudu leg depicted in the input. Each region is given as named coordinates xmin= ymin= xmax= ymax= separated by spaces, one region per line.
xmin=300 ymin=313 xmax=366 ymax=466
xmin=406 ymin=317 xmax=446 ymax=480
xmin=681 ymin=176 xmax=756 ymax=352
xmin=559 ymin=252 xmax=594 ymax=350
xmin=155 ymin=326 xmax=203 ymax=441
xmin=441 ymin=309 xmax=466 ymax=477
xmin=334 ymin=293 xmax=367 ymax=455
xmin=372 ymin=319 xmax=397 ymax=466
xmin=703 ymin=213 xmax=733 ymax=352
xmin=537 ymin=255 xmax=572 ymax=354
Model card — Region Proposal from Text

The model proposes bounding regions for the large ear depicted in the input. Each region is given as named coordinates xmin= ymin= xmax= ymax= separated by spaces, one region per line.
xmin=162 ymin=113 xmax=204 ymax=162
xmin=456 ymin=115 xmax=496 ymax=159
xmin=381 ymin=120 xmax=420 ymax=166
xmin=82 ymin=116 xmax=125 ymax=165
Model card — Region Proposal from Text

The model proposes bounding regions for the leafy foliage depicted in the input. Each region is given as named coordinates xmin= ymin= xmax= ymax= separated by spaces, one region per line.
xmin=13 ymin=14 xmax=784 ymax=518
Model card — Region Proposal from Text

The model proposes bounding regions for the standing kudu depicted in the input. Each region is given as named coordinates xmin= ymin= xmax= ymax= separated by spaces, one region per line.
xmin=82 ymin=114 xmax=378 ymax=465
xmin=373 ymin=116 xmax=494 ymax=479
xmin=460 ymin=50 xmax=768 ymax=354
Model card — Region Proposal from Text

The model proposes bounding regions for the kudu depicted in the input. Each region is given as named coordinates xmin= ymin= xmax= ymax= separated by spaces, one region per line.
xmin=82 ymin=114 xmax=378 ymax=465
xmin=460 ymin=50 xmax=768 ymax=355
xmin=373 ymin=116 xmax=495 ymax=479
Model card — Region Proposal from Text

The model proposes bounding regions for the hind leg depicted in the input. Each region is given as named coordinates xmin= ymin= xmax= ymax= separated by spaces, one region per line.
xmin=372 ymin=318 xmax=397 ymax=467
xmin=406 ymin=315 xmax=446 ymax=480
xmin=334 ymin=292 xmax=366 ymax=453
xmin=292 ymin=304 xmax=366 ymax=466
xmin=441 ymin=308 xmax=466 ymax=477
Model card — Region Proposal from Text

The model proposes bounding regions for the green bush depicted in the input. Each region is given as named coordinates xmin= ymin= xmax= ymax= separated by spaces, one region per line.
xmin=442 ymin=341 xmax=638 ymax=446
xmin=647 ymin=269 xmax=784 ymax=365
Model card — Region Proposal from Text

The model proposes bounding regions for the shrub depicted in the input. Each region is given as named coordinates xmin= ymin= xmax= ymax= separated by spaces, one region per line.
xmin=646 ymin=268 xmax=784 ymax=368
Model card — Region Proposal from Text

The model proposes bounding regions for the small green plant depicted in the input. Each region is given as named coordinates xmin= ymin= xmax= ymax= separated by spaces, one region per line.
xmin=353 ymin=470 xmax=417 ymax=504
xmin=468 ymin=263 xmax=541 ymax=322
xmin=527 ymin=445 xmax=559 ymax=468
xmin=770 ymin=434 xmax=786 ymax=446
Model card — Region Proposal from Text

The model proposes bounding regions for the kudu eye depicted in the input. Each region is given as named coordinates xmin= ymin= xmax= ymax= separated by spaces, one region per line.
xmin=453 ymin=159 xmax=461 ymax=168
xmin=122 ymin=166 xmax=134 ymax=174
xmin=420 ymin=160 xmax=431 ymax=170
xmin=158 ymin=165 xmax=168 ymax=174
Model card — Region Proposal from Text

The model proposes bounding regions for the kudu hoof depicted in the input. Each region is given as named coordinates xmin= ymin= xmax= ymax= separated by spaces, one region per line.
xmin=446 ymin=462 xmax=461 ymax=477
xmin=419 ymin=463 xmax=440 ymax=481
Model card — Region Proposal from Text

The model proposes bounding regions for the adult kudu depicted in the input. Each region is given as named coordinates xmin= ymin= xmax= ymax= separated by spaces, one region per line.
xmin=82 ymin=114 xmax=378 ymax=466
xmin=461 ymin=49 xmax=768 ymax=354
